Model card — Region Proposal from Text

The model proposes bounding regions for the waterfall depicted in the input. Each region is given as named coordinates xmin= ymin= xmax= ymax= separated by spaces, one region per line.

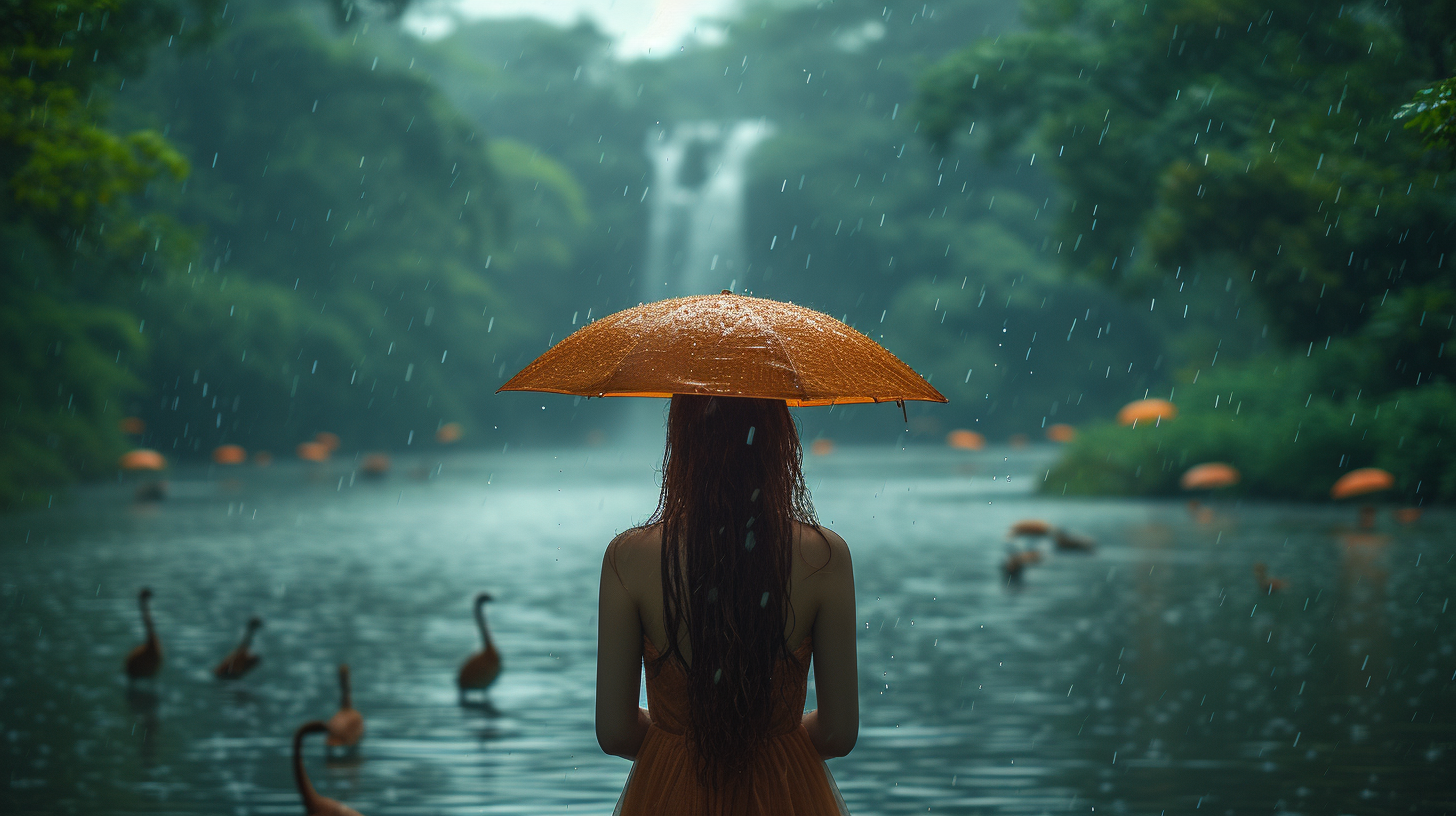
xmin=622 ymin=120 xmax=774 ymax=444
xmin=641 ymin=120 xmax=774 ymax=300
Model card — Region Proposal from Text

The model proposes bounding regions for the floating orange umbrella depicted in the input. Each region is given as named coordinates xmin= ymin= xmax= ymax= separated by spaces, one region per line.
xmin=1045 ymin=423 xmax=1077 ymax=443
xmin=1180 ymin=462 xmax=1240 ymax=491
xmin=1117 ymin=398 xmax=1177 ymax=426
xmin=1009 ymin=519 xmax=1053 ymax=536
xmin=810 ymin=438 xmax=835 ymax=456
xmin=120 ymin=449 xmax=166 ymax=470
xmin=498 ymin=291 xmax=945 ymax=407
xmin=1331 ymin=467 xmax=1394 ymax=500
xmin=212 ymin=444 xmax=247 ymax=465
xmin=360 ymin=453 xmax=391 ymax=476
xmin=1392 ymin=507 xmax=1422 ymax=525
xmin=436 ymin=422 xmax=463 ymax=443
xmin=119 ymin=417 xmax=146 ymax=435
xmin=314 ymin=432 xmax=341 ymax=452
xmin=297 ymin=441 xmax=330 ymax=462
xmin=947 ymin=429 xmax=984 ymax=450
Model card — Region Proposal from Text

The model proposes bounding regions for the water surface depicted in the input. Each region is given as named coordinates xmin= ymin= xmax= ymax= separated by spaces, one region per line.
xmin=1 ymin=446 xmax=1451 ymax=814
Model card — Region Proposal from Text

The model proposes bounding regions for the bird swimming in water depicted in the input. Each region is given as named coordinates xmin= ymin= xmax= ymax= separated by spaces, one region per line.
xmin=125 ymin=588 xmax=162 ymax=681
xmin=1008 ymin=519 xmax=1095 ymax=552
xmin=1253 ymin=562 xmax=1288 ymax=593
xmin=326 ymin=664 xmax=364 ymax=751
xmin=458 ymin=592 xmax=501 ymax=698
xmin=293 ymin=721 xmax=364 ymax=815
xmin=1052 ymin=528 xmax=1096 ymax=552
xmin=1001 ymin=548 xmax=1042 ymax=583
xmin=214 ymin=617 xmax=263 ymax=679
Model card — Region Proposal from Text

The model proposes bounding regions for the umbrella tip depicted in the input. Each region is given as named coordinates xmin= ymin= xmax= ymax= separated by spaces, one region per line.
xmin=721 ymin=288 xmax=733 ymax=295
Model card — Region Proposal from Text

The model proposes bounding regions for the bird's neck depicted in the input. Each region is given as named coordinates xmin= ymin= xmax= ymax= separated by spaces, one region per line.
xmin=292 ymin=723 xmax=324 ymax=807
xmin=140 ymin=601 xmax=156 ymax=642
xmin=475 ymin=602 xmax=494 ymax=649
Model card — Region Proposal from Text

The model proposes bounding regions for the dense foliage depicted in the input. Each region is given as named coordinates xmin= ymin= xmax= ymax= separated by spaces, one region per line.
xmin=1 ymin=0 xmax=219 ymax=507
xmin=919 ymin=0 xmax=1456 ymax=502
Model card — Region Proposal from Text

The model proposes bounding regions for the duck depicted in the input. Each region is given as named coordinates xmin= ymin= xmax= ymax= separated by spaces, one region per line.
xmin=1253 ymin=562 xmax=1288 ymax=593
xmin=326 ymin=664 xmax=364 ymax=751
xmin=214 ymin=617 xmax=263 ymax=679
xmin=458 ymin=592 xmax=502 ymax=696
xmin=293 ymin=721 xmax=364 ymax=815
xmin=1052 ymin=528 xmax=1096 ymax=552
xmin=1001 ymin=548 xmax=1042 ymax=582
xmin=124 ymin=588 xmax=162 ymax=681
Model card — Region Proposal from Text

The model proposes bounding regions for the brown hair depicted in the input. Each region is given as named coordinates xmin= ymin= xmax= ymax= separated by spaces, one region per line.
xmin=648 ymin=394 xmax=818 ymax=789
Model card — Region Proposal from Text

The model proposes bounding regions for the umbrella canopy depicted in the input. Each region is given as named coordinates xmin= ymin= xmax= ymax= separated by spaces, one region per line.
xmin=498 ymin=292 xmax=946 ymax=407
xmin=1331 ymin=467 xmax=1394 ymax=499
xmin=297 ymin=441 xmax=330 ymax=462
xmin=120 ymin=449 xmax=166 ymax=470
xmin=212 ymin=444 xmax=247 ymax=465
xmin=946 ymin=429 xmax=985 ymax=450
xmin=1045 ymin=423 xmax=1077 ymax=443
xmin=1180 ymin=462 xmax=1240 ymax=490
xmin=1117 ymin=398 xmax=1178 ymax=426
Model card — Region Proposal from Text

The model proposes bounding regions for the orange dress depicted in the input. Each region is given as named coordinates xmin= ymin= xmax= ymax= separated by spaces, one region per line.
xmin=614 ymin=637 xmax=849 ymax=815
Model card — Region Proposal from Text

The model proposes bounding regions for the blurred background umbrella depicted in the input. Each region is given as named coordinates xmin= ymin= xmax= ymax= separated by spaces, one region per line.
xmin=1117 ymin=399 xmax=1178 ymax=426
xmin=212 ymin=445 xmax=247 ymax=465
xmin=1180 ymin=463 xmax=1240 ymax=491
xmin=1045 ymin=424 xmax=1077 ymax=443
xmin=498 ymin=292 xmax=946 ymax=408
xmin=1331 ymin=468 xmax=1395 ymax=500
xmin=946 ymin=429 xmax=985 ymax=450
xmin=120 ymin=449 xmax=166 ymax=471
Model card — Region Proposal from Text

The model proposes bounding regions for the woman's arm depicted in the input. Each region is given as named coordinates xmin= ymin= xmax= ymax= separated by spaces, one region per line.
xmin=595 ymin=536 xmax=651 ymax=760
xmin=803 ymin=528 xmax=859 ymax=759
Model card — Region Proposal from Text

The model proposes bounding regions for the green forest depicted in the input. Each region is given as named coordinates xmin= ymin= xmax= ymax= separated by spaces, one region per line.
xmin=3 ymin=0 xmax=1453 ymax=509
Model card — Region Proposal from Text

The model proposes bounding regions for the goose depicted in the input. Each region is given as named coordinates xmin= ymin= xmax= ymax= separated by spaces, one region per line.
xmin=457 ymin=592 xmax=502 ymax=695
xmin=214 ymin=617 xmax=263 ymax=679
xmin=325 ymin=665 xmax=364 ymax=750
xmin=1253 ymin=563 xmax=1288 ymax=593
xmin=292 ymin=721 xmax=363 ymax=815
xmin=124 ymin=588 xmax=162 ymax=680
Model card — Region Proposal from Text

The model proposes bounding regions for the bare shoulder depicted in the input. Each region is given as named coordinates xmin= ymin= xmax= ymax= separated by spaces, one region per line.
xmin=604 ymin=525 xmax=661 ymax=588
xmin=794 ymin=522 xmax=851 ymax=576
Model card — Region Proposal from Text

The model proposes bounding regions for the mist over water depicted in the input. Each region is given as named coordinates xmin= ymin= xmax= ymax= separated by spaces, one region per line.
xmin=2 ymin=448 xmax=1451 ymax=814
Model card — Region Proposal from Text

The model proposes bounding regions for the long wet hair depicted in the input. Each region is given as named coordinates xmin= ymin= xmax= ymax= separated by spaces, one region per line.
xmin=648 ymin=394 xmax=818 ymax=789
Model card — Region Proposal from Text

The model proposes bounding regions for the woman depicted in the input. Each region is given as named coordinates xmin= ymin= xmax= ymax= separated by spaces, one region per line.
xmin=597 ymin=395 xmax=858 ymax=814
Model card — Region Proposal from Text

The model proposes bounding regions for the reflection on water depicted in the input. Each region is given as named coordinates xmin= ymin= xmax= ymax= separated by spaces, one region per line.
xmin=0 ymin=447 xmax=1451 ymax=814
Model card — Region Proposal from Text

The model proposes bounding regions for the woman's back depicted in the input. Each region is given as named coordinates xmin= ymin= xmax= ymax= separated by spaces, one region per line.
xmin=600 ymin=522 xmax=856 ymax=815
xmin=595 ymin=395 xmax=858 ymax=815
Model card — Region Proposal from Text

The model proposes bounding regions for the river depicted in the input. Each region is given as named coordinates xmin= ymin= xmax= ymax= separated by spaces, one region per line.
xmin=1 ymin=445 xmax=1451 ymax=814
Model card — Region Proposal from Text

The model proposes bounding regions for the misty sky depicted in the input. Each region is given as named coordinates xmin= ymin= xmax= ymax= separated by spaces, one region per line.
xmin=403 ymin=0 xmax=744 ymax=56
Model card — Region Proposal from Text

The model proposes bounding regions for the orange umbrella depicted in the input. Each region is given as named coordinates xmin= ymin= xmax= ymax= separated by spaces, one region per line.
xmin=809 ymin=438 xmax=836 ymax=456
xmin=1118 ymin=398 xmax=1177 ymax=426
xmin=946 ymin=429 xmax=984 ymax=450
xmin=297 ymin=441 xmax=330 ymax=462
xmin=1331 ymin=468 xmax=1394 ymax=500
xmin=1180 ymin=462 xmax=1240 ymax=490
xmin=498 ymin=292 xmax=945 ymax=407
xmin=119 ymin=417 xmax=146 ymax=435
xmin=120 ymin=449 xmax=166 ymax=470
xmin=212 ymin=444 xmax=247 ymax=465
xmin=314 ymin=432 xmax=341 ymax=452
xmin=1045 ymin=423 xmax=1077 ymax=443
xmin=360 ymin=453 xmax=391 ymax=476
xmin=436 ymin=422 xmax=463 ymax=443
